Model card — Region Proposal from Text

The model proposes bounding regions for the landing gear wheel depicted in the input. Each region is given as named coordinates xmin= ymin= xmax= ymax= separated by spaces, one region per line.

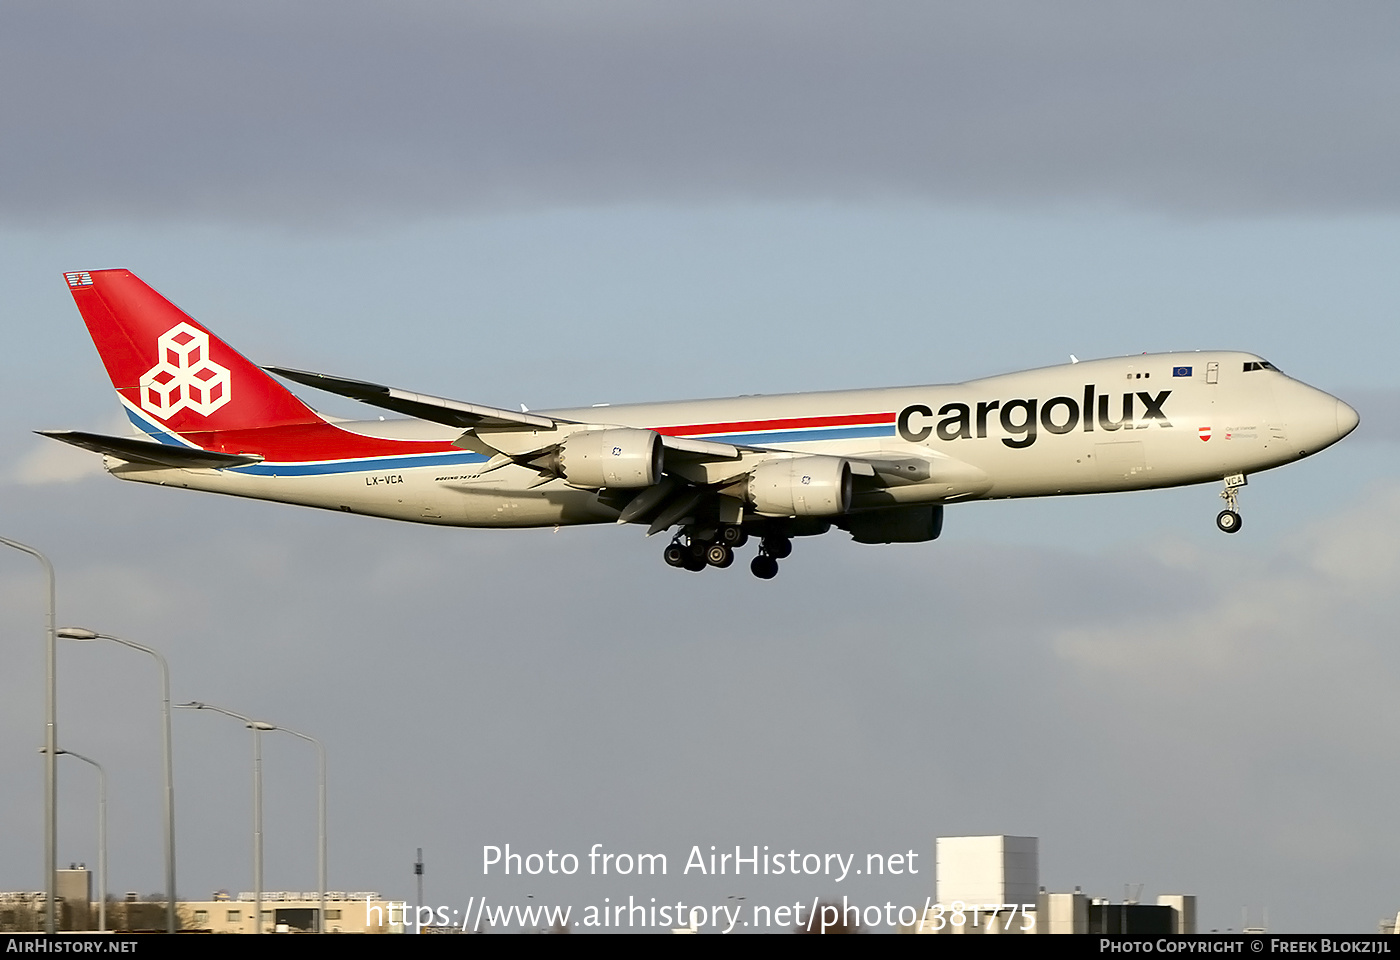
xmin=1217 ymin=475 xmax=1246 ymax=534
xmin=750 ymin=555 xmax=779 ymax=579
xmin=682 ymin=552 xmax=707 ymax=571
xmin=706 ymin=543 xmax=735 ymax=568
xmin=1216 ymin=510 xmax=1242 ymax=534
xmin=663 ymin=543 xmax=688 ymax=568
xmin=764 ymin=536 xmax=792 ymax=560
xmin=720 ymin=525 xmax=748 ymax=548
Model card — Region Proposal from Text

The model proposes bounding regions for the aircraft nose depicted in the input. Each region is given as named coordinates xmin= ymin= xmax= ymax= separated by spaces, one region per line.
xmin=1336 ymin=398 xmax=1360 ymax=440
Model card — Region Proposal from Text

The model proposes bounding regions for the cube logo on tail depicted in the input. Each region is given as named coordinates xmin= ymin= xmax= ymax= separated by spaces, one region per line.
xmin=139 ymin=323 xmax=232 ymax=420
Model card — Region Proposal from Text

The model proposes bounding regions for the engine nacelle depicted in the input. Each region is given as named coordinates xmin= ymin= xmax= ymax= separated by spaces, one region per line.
xmin=842 ymin=504 xmax=943 ymax=543
xmin=748 ymin=456 xmax=852 ymax=517
xmin=557 ymin=428 xmax=663 ymax=489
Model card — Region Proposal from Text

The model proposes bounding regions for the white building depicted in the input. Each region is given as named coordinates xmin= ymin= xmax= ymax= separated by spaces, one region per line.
xmin=936 ymin=835 xmax=1039 ymax=907
xmin=904 ymin=835 xmax=1195 ymax=935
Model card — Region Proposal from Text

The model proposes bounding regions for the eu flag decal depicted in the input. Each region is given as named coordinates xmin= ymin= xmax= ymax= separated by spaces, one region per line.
xmin=1172 ymin=366 xmax=1193 ymax=377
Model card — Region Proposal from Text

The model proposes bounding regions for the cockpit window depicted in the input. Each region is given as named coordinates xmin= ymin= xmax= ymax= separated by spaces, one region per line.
xmin=1243 ymin=361 xmax=1280 ymax=372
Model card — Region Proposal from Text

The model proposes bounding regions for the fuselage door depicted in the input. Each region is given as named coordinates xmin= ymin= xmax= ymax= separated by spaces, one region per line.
xmin=1206 ymin=362 xmax=1219 ymax=384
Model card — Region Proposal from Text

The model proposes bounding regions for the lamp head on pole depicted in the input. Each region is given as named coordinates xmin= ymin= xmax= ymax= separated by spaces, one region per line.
xmin=56 ymin=627 xmax=100 ymax=641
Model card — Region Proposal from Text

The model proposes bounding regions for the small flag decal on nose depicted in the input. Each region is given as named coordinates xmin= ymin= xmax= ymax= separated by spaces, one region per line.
xmin=1173 ymin=366 xmax=1192 ymax=377
xmin=1199 ymin=426 xmax=1211 ymax=442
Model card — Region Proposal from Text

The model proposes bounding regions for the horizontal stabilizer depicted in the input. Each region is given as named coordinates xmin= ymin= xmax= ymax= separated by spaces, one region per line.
xmin=266 ymin=367 xmax=558 ymax=430
xmin=37 ymin=431 xmax=264 ymax=469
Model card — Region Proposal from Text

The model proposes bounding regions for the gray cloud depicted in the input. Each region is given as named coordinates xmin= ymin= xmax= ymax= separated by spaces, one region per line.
xmin=3 ymin=1 xmax=1399 ymax=224
xmin=1049 ymin=487 xmax=1400 ymax=897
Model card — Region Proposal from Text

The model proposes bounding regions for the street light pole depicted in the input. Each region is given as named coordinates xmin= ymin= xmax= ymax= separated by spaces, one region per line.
xmin=42 ymin=748 xmax=106 ymax=933
xmin=178 ymin=702 xmax=283 ymax=934
xmin=58 ymin=628 xmax=176 ymax=934
xmin=253 ymin=720 xmax=266 ymax=935
xmin=271 ymin=726 xmax=326 ymax=934
xmin=1 ymin=537 xmax=58 ymax=934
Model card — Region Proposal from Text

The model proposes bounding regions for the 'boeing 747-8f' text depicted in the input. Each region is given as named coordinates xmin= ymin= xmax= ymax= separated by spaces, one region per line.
xmin=46 ymin=270 xmax=1359 ymax=579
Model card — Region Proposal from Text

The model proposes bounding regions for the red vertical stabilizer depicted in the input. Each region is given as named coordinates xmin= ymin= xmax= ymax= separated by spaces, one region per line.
xmin=65 ymin=269 xmax=322 ymax=435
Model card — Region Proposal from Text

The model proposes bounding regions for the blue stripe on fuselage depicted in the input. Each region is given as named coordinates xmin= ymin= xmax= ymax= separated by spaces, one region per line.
xmin=122 ymin=407 xmax=894 ymax=476
xmin=123 ymin=406 xmax=488 ymax=475
xmin=125 ymin=407 xmax=193 ymax=447
xmin=229 ymin=451 xmax=489 ymax=476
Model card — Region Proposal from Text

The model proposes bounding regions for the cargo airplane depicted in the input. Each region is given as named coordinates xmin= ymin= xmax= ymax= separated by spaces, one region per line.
xmin=46 ymin=270 xmax=1359 ymax=579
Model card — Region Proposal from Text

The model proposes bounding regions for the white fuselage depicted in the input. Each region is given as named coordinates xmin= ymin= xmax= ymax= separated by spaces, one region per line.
xmin=109 ymin=351 xmax=1353 ymax=528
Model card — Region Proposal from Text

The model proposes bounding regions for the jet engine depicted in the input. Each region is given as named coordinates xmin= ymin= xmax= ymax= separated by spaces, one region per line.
xmin=556 ymin=428 xmax=663 ymax=489
xmin=748 ymin=456 xmax=852 ymax=516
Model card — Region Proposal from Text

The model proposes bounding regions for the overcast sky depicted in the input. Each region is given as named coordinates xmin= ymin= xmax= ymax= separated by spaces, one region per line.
xmin=2 ymin=2 xmax=1398 ymax=934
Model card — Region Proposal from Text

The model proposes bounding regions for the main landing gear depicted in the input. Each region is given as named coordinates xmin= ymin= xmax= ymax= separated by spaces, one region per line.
xmin=749 ymin=534 xmax=790 ymax=580
xmin=663 ymin=524 xmax=792 ymax=579
xmin=1216 ymin=473 xmax=1246 ymax=534
xmin=664 ymin=526 xmax=740 ymax=572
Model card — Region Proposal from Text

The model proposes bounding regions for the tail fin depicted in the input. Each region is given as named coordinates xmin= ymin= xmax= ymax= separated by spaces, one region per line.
xmin=65 ymin=269 xmax=322 ymax=436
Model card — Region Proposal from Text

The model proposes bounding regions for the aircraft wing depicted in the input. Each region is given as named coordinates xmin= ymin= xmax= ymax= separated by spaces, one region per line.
xmin=267 ymin=365 xmax=745 ymax=461
xmin=36 ymin=430 xmax=265 ymax=469
xmin=265 ymin=366 xmax=561 ymax=430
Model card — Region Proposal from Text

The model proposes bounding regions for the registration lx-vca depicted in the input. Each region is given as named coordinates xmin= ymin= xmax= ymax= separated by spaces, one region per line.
xmin=46 ymin=270 xmax=1360 ymax=579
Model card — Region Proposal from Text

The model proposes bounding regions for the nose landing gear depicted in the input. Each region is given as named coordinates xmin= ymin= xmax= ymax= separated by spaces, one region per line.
xmin=1216 ymin=473 xmax=1246 ymax=534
